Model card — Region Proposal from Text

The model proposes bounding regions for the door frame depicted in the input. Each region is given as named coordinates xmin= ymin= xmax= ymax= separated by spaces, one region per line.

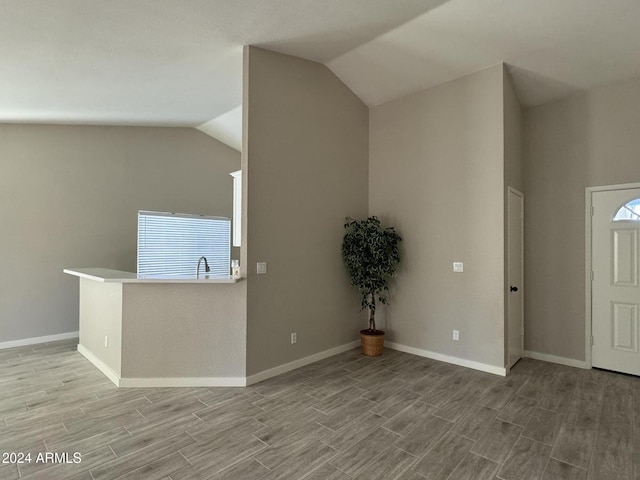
xmin=585 ymin=181 xmax=640 ymax=369
xmin=507 ymin=186 xmax=524 ymax=371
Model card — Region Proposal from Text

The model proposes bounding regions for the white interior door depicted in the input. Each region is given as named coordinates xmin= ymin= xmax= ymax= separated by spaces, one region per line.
xmin=592 ymin=188 xmax=640 ymax=376
xmin=507 ymin=188 xmax=524 ymax=369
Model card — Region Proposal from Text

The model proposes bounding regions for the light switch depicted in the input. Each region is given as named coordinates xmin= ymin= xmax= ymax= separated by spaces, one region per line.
xmin=257 ymin=262 xmax=267 ymax=274
xmin=453 ymin=262 xmax=464 ymax=273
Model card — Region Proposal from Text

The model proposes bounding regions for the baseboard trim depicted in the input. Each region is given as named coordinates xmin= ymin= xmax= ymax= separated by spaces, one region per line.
xmin=386 ymin=341 xmax=507 ymax=376
xmin=118 ymin=377 xmax=246 ymax=388
xmin=77 ymin=344 xmax=121 ymax=387
xmin=524 ymin=350 xmax=590 ymax=369
xmin=246 ymin=340 xmax=360 ymax=386
xmin=0 ymin=331 xmax=79 ymax=351
xmin=77 ymin=338 xmax=527 ymax=386
xmin=78 ymin=344 xmax=246 ymax=387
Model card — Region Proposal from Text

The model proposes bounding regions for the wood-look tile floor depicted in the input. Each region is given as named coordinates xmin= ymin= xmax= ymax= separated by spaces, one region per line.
xmin=0 ymin=340 xmax=638 ymax=480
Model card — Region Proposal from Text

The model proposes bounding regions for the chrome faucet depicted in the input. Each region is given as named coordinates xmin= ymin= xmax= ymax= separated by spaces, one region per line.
xmin=196 ymin=256 xmax=210 ymax=277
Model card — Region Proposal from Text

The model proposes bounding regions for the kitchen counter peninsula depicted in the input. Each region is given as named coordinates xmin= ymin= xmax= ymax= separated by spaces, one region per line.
xmin=64 ymin=268 xmax=246 ymax=387
xmin=64 ymin=267 xmax=239 ymax=283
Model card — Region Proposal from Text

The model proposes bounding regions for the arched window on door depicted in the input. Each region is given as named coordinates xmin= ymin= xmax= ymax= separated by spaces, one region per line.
xmin=613 ymin=198 xmax=640 ymax=221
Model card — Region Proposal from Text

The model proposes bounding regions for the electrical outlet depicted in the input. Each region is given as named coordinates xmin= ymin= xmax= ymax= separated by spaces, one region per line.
xmin=104 ymin=336 xmax=109 ymax=348
xmin=453 ymin=262 xmax=464 ymax=273
xmin=453 ymin=330 xmax=459 ymax=341
xmin=257 ymin=262 xmax=267 ymax=274
xmin=291 ymin=332 xmax=297 ymax=344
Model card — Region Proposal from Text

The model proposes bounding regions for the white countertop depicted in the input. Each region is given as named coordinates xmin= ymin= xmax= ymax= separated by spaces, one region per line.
xmin=64 ymin=268 xmax=241 ymax=284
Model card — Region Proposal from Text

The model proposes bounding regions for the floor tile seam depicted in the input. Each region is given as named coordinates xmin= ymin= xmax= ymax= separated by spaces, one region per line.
xmin=505 ymin=416 xmax=528 ymax=452
xmin=387 ymin=453 xmax=422 ymax=480
xmin=180 ymin=441 xmax=265 ymax=477
xmin=190 ymin=410 xmax=207 ymax=423
xmin=408 ymin=470 xmax=428 ymax=480
xmin=103 ymin=448 xmax=181 ymax=480
xmin=510 ymin=391 xmax=541 ymax=406
xmin=250 ymin=401 xmax=267 ymax=414
xmin=418 ymin=397 xmax=442 ymax=408
xmin=181 ymin=398 xmax=211 ymax=414
xmin=391 ymin=443 xmax=420 ymax=460
xmin=435 ymin=448 xmax=472 ymax=480
xmin=548 ymin=453 xmax=589 ymax=472
xmin=520 ymin=428 xmax=556 ymax=447
xmin=51 ymin=420 xmax=70 ymax=434
xmin=502 ymin=428 xmax=552 ymax=478
xmin=502 ymin=441 xmax=552 ymax=480
xmin=250 ymin=433 xmax=271 ymax=451
xmin=318 ymin=437 xmax=340 ymax=453
xmin=48 ymin=426 xmax=124 ymax=455
xmin=395 ymin=423 xmax=453 ymax=462
xmin=10 ymin=399 xmax=85 ymax=424
xmin=249 ymin=414 xmax=271 ymax=431
xmin=320 ymin=444 xmax=343 ymax=468
xmin=248 ymin=452 xmax=273 ymax=472
xmin=366 ymin=405 xmax=392 ymax=419
xmin=454 ymin=425 xmax=483 ymax=442
xmin=16 ymin=462 xmax=25 ymax=479
xmin=546 ymin=409 xmax=575 ymax=461
xmin=560 ymin=411 xmax=601 ymax=431
xmin=584 ymin=384 xmax=608 ymax=475
xmin=329 ymin=431 xmax=399 ymax=474
xmin=105 ymin=444 xmax=118 ymax=463
xmin=122 ymin=424 xmax=134 ymax=438
xmin=259 ymin=430 xmax=329 ymax=458
xmin=177 ymin=450 xmax=192 ymax=467
xmin=41 ymin=435 xmax=50 ymax=452
xmin=295 ymin=461 xmax=339 ymax=480
xmin=536 ymin=401 xmax=568 ymax=415
xmin=181 ymin=430 xmax=199 ymax=451
xmin=472 ymin=430 xmax=519 ymax=467
xmin=328 ymin=461 xmax=354 ymax=478
xmin=514 ymin=401 xmax=548 ymax=436
xmin=380 ymin=425 xmax=401 ymax=437
xmin=187 ymin=411 xmax=207 ymax=427
xmin=494 ymin=410 xmax=533 ymax=429
xmin=430 ymin=411 xmax=460 ymax=423
xmin=18 ymin=454 xmax=67 ymax=480
xmin=308 ymin=405 xmax=330 ymax=418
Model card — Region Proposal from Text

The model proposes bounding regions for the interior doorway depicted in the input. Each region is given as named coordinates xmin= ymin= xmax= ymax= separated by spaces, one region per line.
xmin=507 ymin=187 xmax=524 ymax=370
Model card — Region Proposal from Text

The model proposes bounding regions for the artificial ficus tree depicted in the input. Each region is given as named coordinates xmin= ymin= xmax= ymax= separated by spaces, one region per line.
xmin=342 ymin=216 xmax=401 ymax=333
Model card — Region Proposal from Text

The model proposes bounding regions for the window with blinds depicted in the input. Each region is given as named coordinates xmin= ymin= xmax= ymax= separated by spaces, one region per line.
xmin=137 ymin=211 xmax=231 ymax=276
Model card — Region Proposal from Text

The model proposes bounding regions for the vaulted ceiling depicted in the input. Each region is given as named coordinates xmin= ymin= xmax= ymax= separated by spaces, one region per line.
xmin=2 ymin=0 xmax=640 ymax=150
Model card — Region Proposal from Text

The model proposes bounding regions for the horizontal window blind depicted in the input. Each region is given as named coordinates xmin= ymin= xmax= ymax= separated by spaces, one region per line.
xmin=137 ymin=211 xmax=231 ymax=276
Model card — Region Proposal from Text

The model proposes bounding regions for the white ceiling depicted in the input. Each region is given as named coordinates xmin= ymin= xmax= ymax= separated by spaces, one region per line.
xmin=196 ymin=106 xmax=242 ymax=152
xmin=329 ymin=0 xmax=640 ymax=107
xmin=2 ymin=0 xmax=640 ymax=149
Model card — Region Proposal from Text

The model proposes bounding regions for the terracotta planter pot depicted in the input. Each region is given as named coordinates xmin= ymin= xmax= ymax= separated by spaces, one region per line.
xmin=360 ymin=329 xmax=385 ymax=357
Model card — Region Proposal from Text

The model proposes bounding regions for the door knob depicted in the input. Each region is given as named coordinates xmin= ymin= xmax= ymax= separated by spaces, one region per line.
xmin=510 ymin=286 xmax=518 ymax=292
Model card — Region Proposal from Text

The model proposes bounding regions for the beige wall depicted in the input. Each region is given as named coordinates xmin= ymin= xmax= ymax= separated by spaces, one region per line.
xmin=503 ymin=67 xmax=524 ymax=365
xmin=79 ymin=278 xmax=123 ymax=376
xmin=121 ymin=283 xmax=246 ymax=378
xmin=0 ymin=125 xmax=240 ymax=344
xmin=369 ymin=65 xmax=506 ymax=368
xmin=504 ymin=69 xmax=524 ymax=193
xmin=243 ymin=47 xmax=369 ymax=376
xmin=524 ymin=76 xmax=640 ymax=361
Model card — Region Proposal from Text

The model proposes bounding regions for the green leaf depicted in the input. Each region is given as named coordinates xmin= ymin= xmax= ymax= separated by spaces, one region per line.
xmin=342 ymin=216 xmax=402 ymax=330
